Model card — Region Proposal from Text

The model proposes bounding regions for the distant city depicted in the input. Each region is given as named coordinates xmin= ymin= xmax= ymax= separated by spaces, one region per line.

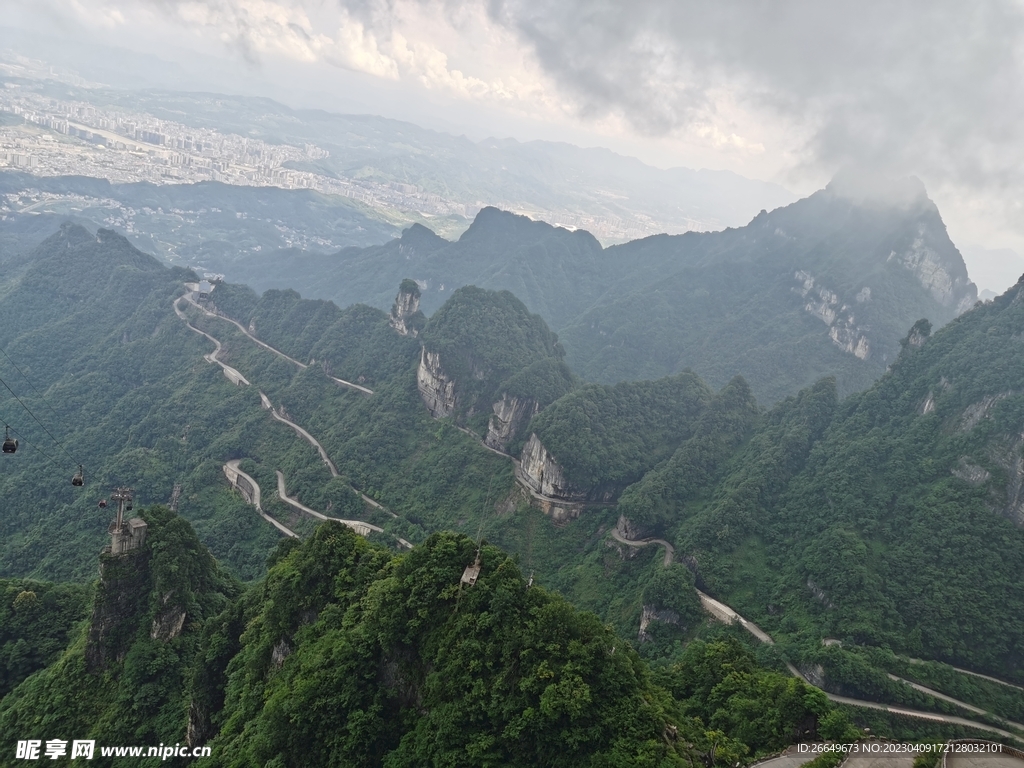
xmin=0 ymin=66 xmax=690 ymax=244
xmin=0 ymin=85 xmax=476 ymax=216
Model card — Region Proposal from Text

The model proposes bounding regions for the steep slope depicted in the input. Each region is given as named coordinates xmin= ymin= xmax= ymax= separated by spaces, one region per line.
xmin=0 ymin=578 xmax=90 ymax=698
xmin=212 ymin=172 xmax=976 ymax=403
xmin=204 ymin=527 xmax=702 ymax=767
xmin=561 ymin=172 xmax=976 ymax=401
xmin=0 ymin=506 xmax=239 ymax=756
xmin=230 ymin=209 xmax=609 ymax=329
xmin=1 ymin=515 xmax=852 ymax=768
xmin=416 ymin=285 xmax=576 ymax=447
xmin=7 ymin=219 xmax=1023 ymax=725
xmin=672 ymin=279 xmax=1024 ymax=682
xmin=0 ymin=224 xmax=408 ymax=581
xmin=521 ymin=372 xmax=714 ymax=502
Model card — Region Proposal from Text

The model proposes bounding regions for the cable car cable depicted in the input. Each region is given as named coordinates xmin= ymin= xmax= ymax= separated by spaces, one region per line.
xmin=0 ymin=345 xmax=70 ymax=428
xmin=1 ymin=419 xmax=63 ymax=469
xmin=0 ymin=373 xmax=82 ymax=467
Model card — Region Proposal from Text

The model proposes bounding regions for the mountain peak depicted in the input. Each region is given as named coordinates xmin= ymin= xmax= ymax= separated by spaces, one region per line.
xmin=825 ymin=168 xmax=928 ymax=208
xmin=459 ymin=207 xmax=553 ymax=243
xmin=399 ymin=222 xmax=448 ymax=249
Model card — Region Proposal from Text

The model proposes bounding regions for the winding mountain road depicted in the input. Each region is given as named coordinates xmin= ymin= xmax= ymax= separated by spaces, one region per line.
xmin=180 ymin=292 xmax=373 ymax=394
xmin=176 ymin=291 xmax=406 ymax=543
xmin=258 ymin=391 xmax=397 ymax=518
xmin=453 ymin=425 xmax=617 ymax=512
xmin=610 ymin=526 xmax=675 ymax=567
xmin=174 ymin=296 xmax=251 ymax=386
xmin=259 ymin=392 xmax=340 ymax=476
xmin=183 ymin=286 xmax=1022 ymax=740
xmin=608 ymin=530 xmax=1024 ymax=742
xmin=275 ymin=470 xmax=411 ymax=547
xmin=223 ymin=460 xmax=298 ymax=538
xmin=223 ymin=460 xmax=409 ymax=547
xmin=907 ymin=658 xmax=1024 ymax=694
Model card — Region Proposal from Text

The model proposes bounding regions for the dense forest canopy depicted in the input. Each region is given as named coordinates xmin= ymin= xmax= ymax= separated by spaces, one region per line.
xmin=0 ymin=511 xmax=860 ymax=768
xmin=1 ymin=216 xmax=1022 ymax=759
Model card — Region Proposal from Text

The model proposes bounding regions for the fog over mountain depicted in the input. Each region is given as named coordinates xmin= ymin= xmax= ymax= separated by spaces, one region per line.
xmin=7 ymin=0 xmax=1024 ymax=286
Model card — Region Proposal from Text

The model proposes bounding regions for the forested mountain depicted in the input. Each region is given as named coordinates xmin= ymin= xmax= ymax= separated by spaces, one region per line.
xmin=217 ymin=172 xmax=976 ymax=403
xmin=619 ymin=280 xmax=1024 ymax=687
xmin=2 ymin=221 xmax=1022 ymax=755
xmin=0 ymin=512 xmax=852 ymax=768
xmin=559 ymin=173 xmax=976 ymax=400
xmin=0 ymin=172 xmax=400 ymax=271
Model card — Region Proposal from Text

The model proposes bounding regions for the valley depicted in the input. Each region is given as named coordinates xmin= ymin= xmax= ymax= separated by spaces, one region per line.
xmin=1 ymin=181 xmax=1023 ymax=764
xmin=4 ymin=11 xmax=1024 ymax=766
xmin=163 ymin=212 xmax=1024 ymax=743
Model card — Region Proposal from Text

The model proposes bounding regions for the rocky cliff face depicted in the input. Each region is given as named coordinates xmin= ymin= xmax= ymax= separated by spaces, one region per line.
xmin=794 ymin=270 xmax=873 ymax=361
xmin=389 ymin=282 xmax=423 ymax=337
xmin=891 ymin=229 xmax=976 ymax=314
xmin=637 ymin=605 xmax=681 ymax=643
xmin=85 ymin=549 xmax=150 ymax=673
xmin=485 ymin=394 xmax=539 ymax=452
xmin=615 ymin=514 xmax=650 ymax=543
xmin=518 ymin=433 xmax=603 ymax=501
xmin=519 ymin=433 xmax=574 ymax=499
xmin=417 ymin=348 xmax=458 ymax=418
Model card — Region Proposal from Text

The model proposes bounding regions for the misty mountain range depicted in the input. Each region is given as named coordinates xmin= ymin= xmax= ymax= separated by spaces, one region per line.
xmin=207 ymin=170 xmax=977 ymax=403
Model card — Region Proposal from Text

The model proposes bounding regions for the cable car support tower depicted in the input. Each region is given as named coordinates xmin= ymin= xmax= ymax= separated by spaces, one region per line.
xmin=106 ymin=487 xmax=147 ymax=556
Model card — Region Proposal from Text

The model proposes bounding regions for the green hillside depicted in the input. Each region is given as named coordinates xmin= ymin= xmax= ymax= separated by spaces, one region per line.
xmin=0 ymin=224 xmax=475 ymax=580
xmin=3 ymin=222 xmax=1023 ymax=751
xmin=0 ymin=510 xmax=855 ymax=768
xmin=199 ymin=174 xmax=977 ymax=404
xmin=647 ymin=287 xmax=1024 ymax=685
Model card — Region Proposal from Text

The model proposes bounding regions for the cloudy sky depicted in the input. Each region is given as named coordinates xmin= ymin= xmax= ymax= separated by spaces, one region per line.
xmin=7 ymin=0 xmax=1024 ymax=288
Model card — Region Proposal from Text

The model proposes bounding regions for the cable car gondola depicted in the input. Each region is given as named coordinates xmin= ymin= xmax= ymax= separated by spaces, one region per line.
xmin=2 ymin=426 xmax=17 ymax=454
xmin=72 ymin=465 xmax=84 ymax=487
xmin=98 ymin=499 xmax=107 ymax=509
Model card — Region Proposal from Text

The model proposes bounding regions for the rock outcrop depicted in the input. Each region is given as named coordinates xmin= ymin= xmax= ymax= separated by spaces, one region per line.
xmin=485 ymin=394 xmax=539 ymax=452
xmin=951 ymin=457 xmax=991 ymax=486
xmin=637 ymin=605 xmax=681 ymax=643
xmin=519 ymin=433 xmax=572 ymax=499
xmin=417 ymin=348 xmax=457 ymax=418
xmin=519 ymin=433 xmax=596 ymax=501
xmin=615 ymin=514 xmax=650 ymax=544
xmin=794 ymin=270 xmax=872 ymax=360
xmin=150 ymin=590 xmax=188 ymax=641
xmin=389 ymin=279 xmax=424 ymax=337
xmin=85 ymin=549 xmax=150 ymax=673
xmin=890 ymin=230 xmax=976 ymax=313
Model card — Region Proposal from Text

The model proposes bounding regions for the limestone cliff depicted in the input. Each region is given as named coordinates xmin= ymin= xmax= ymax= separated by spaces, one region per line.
xmin=518 ymin=433 xmax=614 ymax=502
xmin=794 ymin=270 xmax=873 ymax=361
xmin=637 ymin=605 xmax=681 ymax=643
xmin=85 ymin=549 xmax=150 ymax=673
xmin=417 ymin=347 xmax=458 ymax=418
xmin=519 ymin=433 xmax=577 ymax=499
xmin=417 ymin=285 xmax=568 ymax=424
xmin=889 ymin=229 xmax=976 ymax=314
xmin=389 ymin=279 xmax=424 ymax=337
xmin=485 ymin=394 xmax=539 ymax=452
